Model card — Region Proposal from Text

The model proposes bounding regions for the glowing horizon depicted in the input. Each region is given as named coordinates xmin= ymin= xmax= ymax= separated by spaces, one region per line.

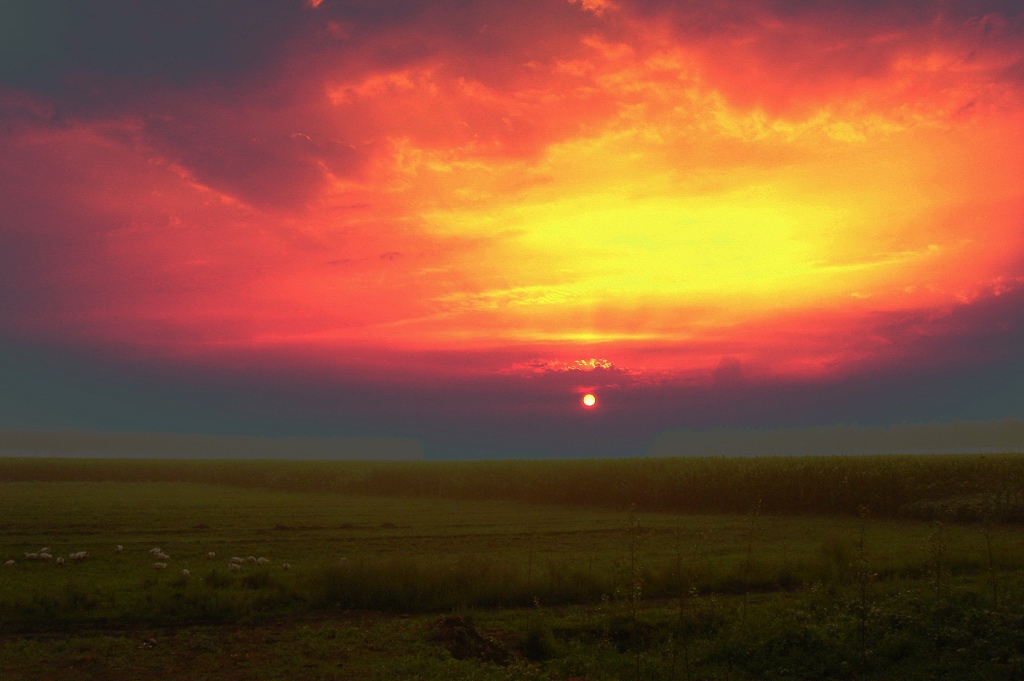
xmin=2 ymin=0 xmax=1023 ymax=455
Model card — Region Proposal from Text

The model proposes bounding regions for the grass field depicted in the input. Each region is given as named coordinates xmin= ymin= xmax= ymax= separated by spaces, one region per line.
xmin=2 ymin=457 xmax=1024 ymax=679
xmin=4 ymin=453 xmax=1024 ymax=520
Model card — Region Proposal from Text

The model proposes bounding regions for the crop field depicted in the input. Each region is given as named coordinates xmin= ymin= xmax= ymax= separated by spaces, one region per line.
xmin=2 ymin=456 xmax=1024 ymax=680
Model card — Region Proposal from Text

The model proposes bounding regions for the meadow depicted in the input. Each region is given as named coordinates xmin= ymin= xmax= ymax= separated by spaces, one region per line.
xmin=1 ymin=455 xmax=1024 ymax=680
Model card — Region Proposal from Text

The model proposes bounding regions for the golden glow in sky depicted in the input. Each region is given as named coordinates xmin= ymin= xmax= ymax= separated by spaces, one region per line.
xmin=1 ymin=0 xmax=1023 ymax=397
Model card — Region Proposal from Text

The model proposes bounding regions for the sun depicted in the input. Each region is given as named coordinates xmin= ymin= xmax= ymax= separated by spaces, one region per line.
xmin=582 ymin=393 xmax=597 ymax=407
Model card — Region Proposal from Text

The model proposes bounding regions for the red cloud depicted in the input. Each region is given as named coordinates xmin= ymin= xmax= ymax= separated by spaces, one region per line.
xmin=1 ymin=0 xmax=1022 ymax=411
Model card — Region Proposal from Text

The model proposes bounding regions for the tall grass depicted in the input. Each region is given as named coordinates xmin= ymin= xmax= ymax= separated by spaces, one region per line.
xmin=0 ymin=569 xmax=297 ymax=631
xmin=3 ymin=454 xmax=1024 ymax=520
xmin=306 ymin=555 xmax=601 ymax=612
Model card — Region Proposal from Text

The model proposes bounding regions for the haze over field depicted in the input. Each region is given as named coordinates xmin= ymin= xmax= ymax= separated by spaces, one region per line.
xmin=2 ymin=0 xmax=1023 ymax=457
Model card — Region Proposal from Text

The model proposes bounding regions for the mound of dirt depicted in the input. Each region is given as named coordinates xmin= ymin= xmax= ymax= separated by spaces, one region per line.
xmin=429 ymin=615 xmax=513 ymax=666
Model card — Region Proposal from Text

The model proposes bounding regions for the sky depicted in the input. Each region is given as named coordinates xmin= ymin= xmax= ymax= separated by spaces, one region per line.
xmin=1 ymin=0 xmax=1023 ymax=458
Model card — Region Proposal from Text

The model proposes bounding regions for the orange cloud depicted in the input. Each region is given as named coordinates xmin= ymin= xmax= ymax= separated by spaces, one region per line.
xmin=1 ymin=0 xmax=1022 ymax=401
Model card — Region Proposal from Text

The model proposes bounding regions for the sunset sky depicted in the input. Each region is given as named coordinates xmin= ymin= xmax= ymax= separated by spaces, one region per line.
xmin=2 ymin=0 xmax=1023 ymax=457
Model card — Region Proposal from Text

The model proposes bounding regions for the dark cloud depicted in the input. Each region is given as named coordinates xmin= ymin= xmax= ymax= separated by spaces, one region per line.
xmin=0 ymin=0 xmax=308 ymax=95
xmin=712 ymin=357 xmax=746 ymax=387
xmin=0 ymin=2 xmax=345 ymax=208
xmin=0 ymin=0 xmax=598 ymax=109
xmin=139 ymin=102 xmax=365 ymax=210
xmin=0 ymin=0 xmax=604 ymax=208
xmin=857 ymin=281 xmax=1024 ymax=372
xmin=1003 ymin=58 xmax=1024 ymax=83
xmin=0 ymin=136 xmax=120 ymax=326
xmin=625 ymin=0 xmax=1024 ymax=26
xmin=2 ymin=314 xmax=1022 ymax=458
xmin=617 ymin=0 xmax=1024 ymax=114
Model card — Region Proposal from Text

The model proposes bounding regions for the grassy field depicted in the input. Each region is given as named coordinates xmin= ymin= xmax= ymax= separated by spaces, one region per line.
xmin=3 ymin=453 xmax=1024 ymax=520
xmin=2 ymin=457 xmax=1024 ymax=679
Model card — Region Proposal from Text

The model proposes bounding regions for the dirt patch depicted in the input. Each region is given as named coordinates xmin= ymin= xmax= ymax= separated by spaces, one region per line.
xmin=429 ymin=615 xmax=514 ymax=666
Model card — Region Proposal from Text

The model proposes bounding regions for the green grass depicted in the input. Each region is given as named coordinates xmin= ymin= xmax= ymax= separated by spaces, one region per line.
xmin=2 ymin=464 xmax=1024 ymax=679
xmin=4 ymin=580 xmax=1024 ymax=679
xmin=2 ymin=453 xmax=1024 ymax=519
xmin=2 ymin=480 xmax=1023 ymax=625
